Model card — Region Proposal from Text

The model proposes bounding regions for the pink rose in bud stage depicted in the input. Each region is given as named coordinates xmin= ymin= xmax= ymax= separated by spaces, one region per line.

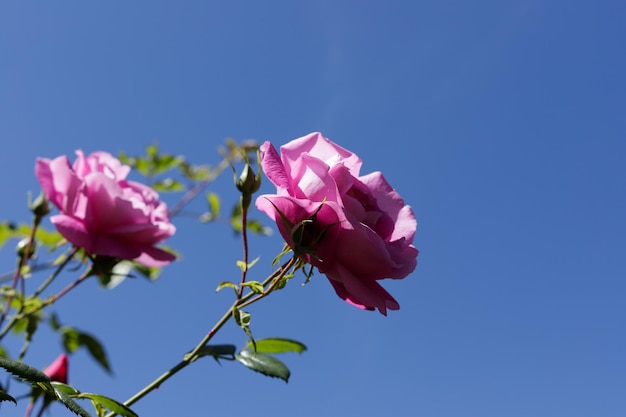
xmin=35 ymin=151 xmax=176 ymax=267
xmin=256 ymin=132 xmax=418 ymax=315
xmin=43 ymin=353 xmax=68 ymax=384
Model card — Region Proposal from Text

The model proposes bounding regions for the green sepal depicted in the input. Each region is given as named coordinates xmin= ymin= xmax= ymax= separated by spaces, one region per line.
xmin=244 ymin=338 xmax=307 ymax=354
xmin=235 ymin=349 xmax=290 ymax=382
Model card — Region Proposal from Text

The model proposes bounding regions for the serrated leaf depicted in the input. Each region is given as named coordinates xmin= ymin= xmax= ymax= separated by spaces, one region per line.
xmin=56 ymin=390 xmax=92 ymax=417
xmin=77 ymin=393 xmax=138 ymax=417
xmin=61 ymin=327 xmax=111 ymax=373
xmin=79 ymin=334 xmax=111 ymax=374
xmin=0 ymin=357 xmax=50 ymax=383
xmin=241 ymin=281 xmax=264 ymax=294
xmin=235 ymin=350 xmax=290 ymax=382
xmin=0 ymin=388 xmax=16 ymax=404
xmin=245 ymin=338 xmax=307 ymax=354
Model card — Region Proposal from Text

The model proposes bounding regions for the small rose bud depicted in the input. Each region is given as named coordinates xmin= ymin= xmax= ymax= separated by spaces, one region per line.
xmin=236 ymin=164 xmax=262 ymax=195
xmin=43 ymin=353 xmax=68 ymax=384
xmin=30 ymin=192 xmax=51 ymax=219
xmin=16 ymin=238 xmax=36 ymax=260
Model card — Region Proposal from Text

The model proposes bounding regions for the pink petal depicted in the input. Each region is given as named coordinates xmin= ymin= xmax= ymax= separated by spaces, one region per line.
xmin=260 ymin=141 xmax=292 ymax=191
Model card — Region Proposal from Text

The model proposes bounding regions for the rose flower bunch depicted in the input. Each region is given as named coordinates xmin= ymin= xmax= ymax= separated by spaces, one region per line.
xmin=0 ymin=133 xmax=417 ymax=416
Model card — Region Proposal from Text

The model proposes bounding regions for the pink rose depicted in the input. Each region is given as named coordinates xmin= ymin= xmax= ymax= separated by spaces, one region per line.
xmin=35 ymin=150 xmax=176 ymax=267
xmin=43 ymin=353 xmax=68 ymax=384
xmin=256 ymin=132 xmax=418 ymax=315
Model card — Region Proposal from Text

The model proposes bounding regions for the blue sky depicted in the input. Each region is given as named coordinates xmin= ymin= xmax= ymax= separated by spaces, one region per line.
xmin=1 ymin=1 xmax=625 ymax=416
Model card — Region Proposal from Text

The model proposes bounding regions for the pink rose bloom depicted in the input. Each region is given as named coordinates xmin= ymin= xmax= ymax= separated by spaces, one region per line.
xmin=256 ymin=132 xmax=418 ymax=315
xmin=43 ymin=353 xmax=68 ymax=384
xmin=35 ymin=150 xmax=176 ymax=267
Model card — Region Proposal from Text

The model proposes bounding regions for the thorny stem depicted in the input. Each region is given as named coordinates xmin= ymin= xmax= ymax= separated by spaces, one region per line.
xmin=105 ymin=256 xmax=298 ymax=417
xmin=236 ymin=201 xmax=250 ymax=299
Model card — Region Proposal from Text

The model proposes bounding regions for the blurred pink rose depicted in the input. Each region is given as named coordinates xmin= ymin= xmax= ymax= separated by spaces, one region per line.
xmin=35 ymin=150 xmax=176 ymax=267
xmin=256 ymin=132 xmax=418 ymax=315
xmin=43 ymin=353 xmax=68 ymax=384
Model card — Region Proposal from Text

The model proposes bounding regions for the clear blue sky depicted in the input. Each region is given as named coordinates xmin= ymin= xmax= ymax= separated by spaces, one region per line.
xmin=1 ymin=2 xmax=625 ymax=416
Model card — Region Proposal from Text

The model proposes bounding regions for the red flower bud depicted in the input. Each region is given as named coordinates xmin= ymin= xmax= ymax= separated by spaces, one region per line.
xmin=43 ymin=354 xmax=68 ymax=384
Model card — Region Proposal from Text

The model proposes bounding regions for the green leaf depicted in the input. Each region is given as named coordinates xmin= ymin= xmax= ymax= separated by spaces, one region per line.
xmin=191 ymin=344 xmax=237 ymax=361
xmin=247 ymin=219 xmax=273 ymax=236
xmin=232 ymin=307 xmax=255 ymax=349
xmin=230 ymin=204 xmax=242 ymax=233
xmin=179 ymin=161 xmax=211 ymax=181
xmin=235 ymin=350 xmax=290 ymax=382
xmin=51 ymin=381 xmax=80 ymax=396
xmin=154 ymin=155 xmax=184 ymax=175
xmin=0 ymin=356 xmax=50 ymax=383
xmin=241 ymin=281 xmax=264 ymax=294
xmin=131 ymin=262 xmax=162 ymax=282
xmin=61 ymin=327 xmax=111 ymax=373
xmin=76 ymin=393 xmax=138 ymax=417
xmin=0 ymin=222 xmax=17 ymax=249
xmin=0 ymin=388 xmax=16 ymax=404
xmin=216 ymin=281 xmax=238 ymax=293
xmin=134 ymin=158 xmax=149 ymax=176
xmin=34 ymin=227 xmax=64 ymax=248
xmin=152 ymin=178 xmax=185 ymax=192
xmin=235 ymin=257 xmax=260 ymax=273
xmin=245 ymin=338 xmax=307 ymax=355
xmin=206 ymin=192 xmax=220 ymax=217
xmin=56 ymin=389 xmax=92 ymax=417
